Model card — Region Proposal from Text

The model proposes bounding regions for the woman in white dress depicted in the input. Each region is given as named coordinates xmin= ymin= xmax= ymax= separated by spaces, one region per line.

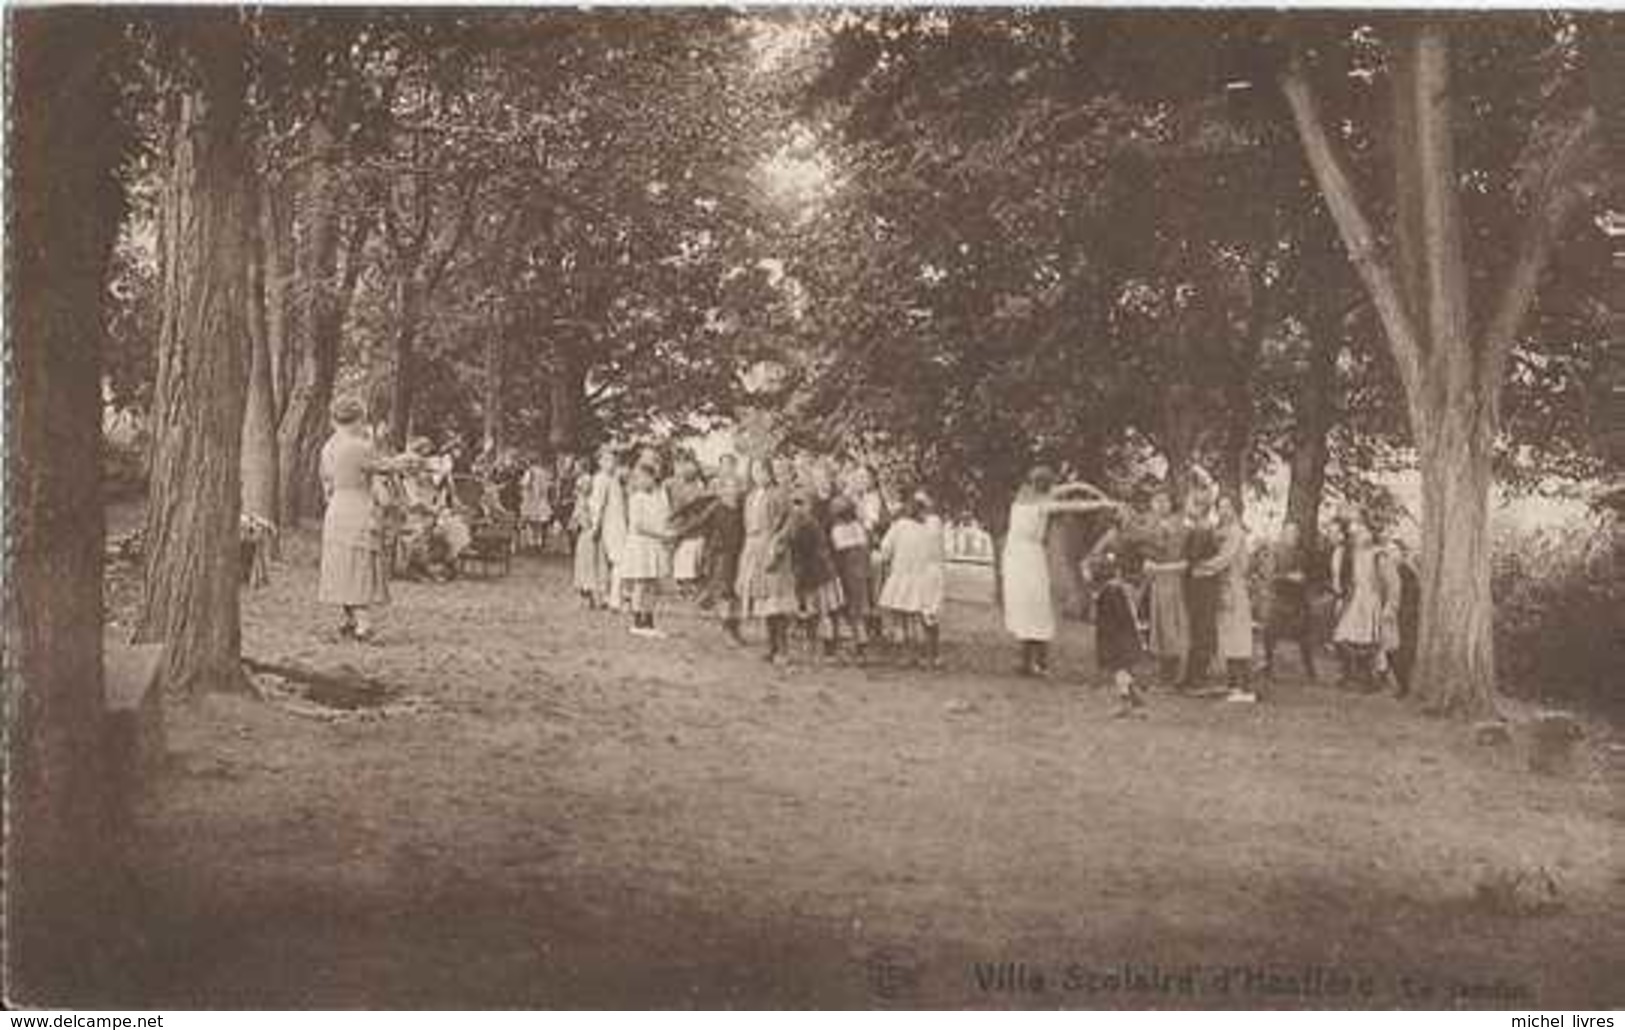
xmin=1001 ymin=466 xmax=1120 ymax=677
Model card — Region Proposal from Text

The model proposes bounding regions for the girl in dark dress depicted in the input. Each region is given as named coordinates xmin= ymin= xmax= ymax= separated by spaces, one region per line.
xmin=787 ymin=486 xmax=845 ymax=661
xmin=1095 ymin=553 xmax=1146 ymax=717
xmin=828 ymin=495 xmax=873 ymax=662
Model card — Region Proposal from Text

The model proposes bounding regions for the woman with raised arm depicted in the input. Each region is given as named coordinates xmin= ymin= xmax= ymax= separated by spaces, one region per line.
xmin=1001 ymin=466 xmax=1121 ymax=677
xmin=318 ymin=397 xmax=420 ymax=641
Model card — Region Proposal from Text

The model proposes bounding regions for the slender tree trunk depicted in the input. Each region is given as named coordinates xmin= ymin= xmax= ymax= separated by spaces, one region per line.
xmin=139 ymin=13 xmax=252 ymax=697
xmin=1160 ymin=381 xmax=1200 ymax=505
xmin=242 ymin=190 xmax=280 ymax=527
xmin=483 ymin=324 xmax=506 ymax=450
xmin=548 ymin=342 xmax=587 ymax=456
xmin=388 ymin=275 xmax=425 ymax=450
xmin=1215 ymin=394 xmax=1252 ymax=510
xmin=261 ymin=176 xmax=295 ymax=419
xmin=274 ymin=128 xmax=349 ymax=524
xmin=5 ymin=9 xmax=125 ymax=1003
xmin=1284 ymin=319 xmax=1337 ymax=557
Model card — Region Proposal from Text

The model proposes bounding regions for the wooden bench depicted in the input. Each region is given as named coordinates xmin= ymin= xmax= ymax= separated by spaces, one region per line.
xmin=451 ymin=475 xmax=516 ymax=578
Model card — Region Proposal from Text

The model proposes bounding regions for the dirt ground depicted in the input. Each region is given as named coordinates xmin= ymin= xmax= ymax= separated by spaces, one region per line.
xmin=103 ymin=525 xmax=1623 ymax=1010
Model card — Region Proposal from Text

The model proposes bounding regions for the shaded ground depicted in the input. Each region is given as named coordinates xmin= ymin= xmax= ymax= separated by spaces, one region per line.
xmin=107 ymin=525 xmax=1623 ymax=1009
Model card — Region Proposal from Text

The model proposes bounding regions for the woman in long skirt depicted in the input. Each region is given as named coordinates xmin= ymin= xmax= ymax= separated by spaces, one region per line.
xmin=1201 ymin=494 xmax=1256 ymax=702
xmin=1001 ymin=466 xmax=1120 ymax=677
xmin=319 ymin=397 xmax=413 ymax=640
xmin=1141 ymin=489 xmax=1190 ymax=687
xmin=1181 ymin=491 xmax=1222 ymax=691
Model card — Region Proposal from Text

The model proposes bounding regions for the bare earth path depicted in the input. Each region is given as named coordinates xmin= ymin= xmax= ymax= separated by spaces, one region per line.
xmin=114 ymin=539 xmax=1623 ymax=1009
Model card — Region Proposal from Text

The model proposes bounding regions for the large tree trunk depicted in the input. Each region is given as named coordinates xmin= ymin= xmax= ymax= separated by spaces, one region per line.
xmin=1283 ymin=21 xmax=1599 ymax=716
xmin=139 ymin=12 xmax=252 ymax=697
xmin=1413 ymin=410 xmax=1498 ymax=713
xmin=1388 ymin=26 xmax=1489 ymax=716
xmin=5 ymin=9 xmax=125 ymax=1003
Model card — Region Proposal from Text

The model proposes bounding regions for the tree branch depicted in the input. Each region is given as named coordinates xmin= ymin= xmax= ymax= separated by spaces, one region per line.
xmin=381 ymin=184 xmax=408 ymax=259
xmin=1279 ymin=53 xmax=1424 ymax=403
xmin=423 ymin=175 xmax=482 ymax=295
xmin=1479 ymin=108 xmax=1603 ymax=397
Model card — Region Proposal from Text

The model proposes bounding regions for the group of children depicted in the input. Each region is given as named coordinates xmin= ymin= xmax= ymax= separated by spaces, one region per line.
xmin=1079 ymin=479 xmax=1421 ymax=716
xmin=568 ymin=446 xmax=950 ymax=667
xmin=546 ymin=443 xmax=1419 ymax=710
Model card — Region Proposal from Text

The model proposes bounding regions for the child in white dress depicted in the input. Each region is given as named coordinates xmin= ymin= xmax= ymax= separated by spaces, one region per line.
xmin=879 ymin=491 xmax=947 ymax=668
xmin=621 ymin=460 xmax=673 ymax=637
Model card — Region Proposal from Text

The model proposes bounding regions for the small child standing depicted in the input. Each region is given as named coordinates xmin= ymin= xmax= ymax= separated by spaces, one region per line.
xmin=828 ymin=495 xmax=872 ymax=662
xmin=519 ymin=452 xmax=554 ymax=554
xmin=667 ymin=451 xmax=707 ymax=599
xmin=1094 ymin=553 xmax=1146 ymax=717
xmin=787 ymin=487 xmax=845 ymax=662
xmin=621 ymin=460 xmax=673 ymax=637
xmin=705 ymin=474 xmax=748 ymax=644
xmin=878 ymin=490 xmax=947 ymax=668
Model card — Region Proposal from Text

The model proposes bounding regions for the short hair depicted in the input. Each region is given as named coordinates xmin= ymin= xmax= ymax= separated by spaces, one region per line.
xmin=1028 ymin=465 xmax=1056 ymax=493
xmin=330 ymin=396 xmax=366 ymax=426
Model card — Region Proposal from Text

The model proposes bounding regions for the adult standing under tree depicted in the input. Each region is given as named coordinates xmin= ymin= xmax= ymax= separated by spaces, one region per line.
xmin=1001 ymin=467 xmax=1119 ymax=678
xmin=1180 ymin=490 xmax=1222 ymax=692
xmin=1141 ymin=489 xmax=1191 ymax=688
xmin=319 ymin=398 xmax=415 ymax=640
xmin=1205 ymin=495 xmax=1257 ymax=703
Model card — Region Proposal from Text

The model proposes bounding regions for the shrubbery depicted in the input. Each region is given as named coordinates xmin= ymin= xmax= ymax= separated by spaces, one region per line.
xmin=101 ymin=425 xmax=148 ymax=502
xmin=1491 ymin=511 xmax=1623 ymax=713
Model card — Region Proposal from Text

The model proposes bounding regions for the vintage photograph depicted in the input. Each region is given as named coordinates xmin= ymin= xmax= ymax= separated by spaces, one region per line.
xmin=4 ymin=5 xmax=1622 ymax=1011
